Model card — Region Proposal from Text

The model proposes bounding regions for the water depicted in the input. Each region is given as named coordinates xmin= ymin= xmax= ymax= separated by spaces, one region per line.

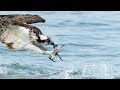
xmin=0 ymin=11 xmax=120 ymax=79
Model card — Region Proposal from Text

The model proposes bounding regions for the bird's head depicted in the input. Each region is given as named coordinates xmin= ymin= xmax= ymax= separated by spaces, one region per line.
xmin=33 ymin=33 xmax=57 ymax=48
xmin=38 ymin=34 xmax=54 ymax=45
xmin=30 ymin=27 xmax=57 ymax=48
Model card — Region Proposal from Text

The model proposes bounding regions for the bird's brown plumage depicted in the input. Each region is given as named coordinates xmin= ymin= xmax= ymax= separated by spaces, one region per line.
xmin=0 ymin=14 xmax=45 ymax=24
xmin=0 ymin=14 xmax=44 ymax=35
xmin=0 ymin=14 xmax=45 ymax=49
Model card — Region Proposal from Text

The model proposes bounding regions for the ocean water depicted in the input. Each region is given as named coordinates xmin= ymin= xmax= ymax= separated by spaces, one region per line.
xmin=0 ymin=11 xmax=120 ymax=79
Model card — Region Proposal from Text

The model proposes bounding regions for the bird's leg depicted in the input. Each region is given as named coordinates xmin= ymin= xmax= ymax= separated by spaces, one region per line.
xmin=25 ymin=44 xmax=52 ymax=56
xmin=25 ymin=44 xmax=64 ymax=62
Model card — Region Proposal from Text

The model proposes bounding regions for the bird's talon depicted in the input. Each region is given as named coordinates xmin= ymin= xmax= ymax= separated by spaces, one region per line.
xmin=61 ymin=45 xmax=64 ymax=48
xmin=57 ymin=54 xmax=63 ymax=61
xmin=49 ymin=44 xmax=64 ymax=61
xmin=53 ymin=44 xmax=58 ymax=49
xmin=49 ymin=57 xmax=55 ymax=62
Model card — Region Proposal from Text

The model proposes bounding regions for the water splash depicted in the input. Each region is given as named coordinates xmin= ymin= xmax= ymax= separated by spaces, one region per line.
xmin=49 ymin=65 xmax=75 ymax=79
xmin=81 ymin=62 xmax=114 ymax=79
xmin=0 ymin=66 xmax=7 ymax=76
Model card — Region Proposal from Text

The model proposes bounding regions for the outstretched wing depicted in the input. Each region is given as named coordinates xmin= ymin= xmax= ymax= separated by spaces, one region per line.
xmin=0 ymin=16 xmax=43 ymax=35
xmin=0 ymin=14 xmax=45 ymax=24
xmin=0 ymin=16 xmax=44 ymax=49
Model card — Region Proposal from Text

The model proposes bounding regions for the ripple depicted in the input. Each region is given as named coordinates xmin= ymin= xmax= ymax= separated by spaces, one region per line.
xmin=58 ymin=43 xmax=104 ymax=47
xmin=76 ymin=22 xmax=109 ymax=26
xmin=62 ymin=54 xmax=118 ymax=57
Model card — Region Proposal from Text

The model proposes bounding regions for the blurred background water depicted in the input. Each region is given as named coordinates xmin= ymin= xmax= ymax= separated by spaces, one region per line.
xmin=0 ymin=11 xmax=120 ymax=79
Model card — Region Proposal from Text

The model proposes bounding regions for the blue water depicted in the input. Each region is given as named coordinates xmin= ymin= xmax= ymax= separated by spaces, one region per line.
xmin=0 ymin=11 xmax=120 ymax=79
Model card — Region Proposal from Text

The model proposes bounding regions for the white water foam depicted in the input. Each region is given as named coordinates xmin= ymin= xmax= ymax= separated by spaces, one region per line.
xmin=81 ymin=62 xmax=114 ymax=79
xmin=49 ymin=65 xmax=75 ymax=79
xmin=0 ymin=66 xmax=7 ymax=75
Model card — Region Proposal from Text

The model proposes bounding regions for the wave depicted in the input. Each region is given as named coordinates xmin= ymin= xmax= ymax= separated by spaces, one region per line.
xmin=0 ymin=62 xmax=117 ymax=79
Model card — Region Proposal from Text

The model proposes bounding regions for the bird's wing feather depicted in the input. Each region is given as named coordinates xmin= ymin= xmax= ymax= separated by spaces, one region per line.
xmin=0 ymin=14 xmax=45 ymax=24
xmin=0 ymin=17 xmax=42 ymax=34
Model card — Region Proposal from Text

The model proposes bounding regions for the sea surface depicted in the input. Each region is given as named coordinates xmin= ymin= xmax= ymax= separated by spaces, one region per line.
xmin=0 ymin=11 xmax=120 ymax=79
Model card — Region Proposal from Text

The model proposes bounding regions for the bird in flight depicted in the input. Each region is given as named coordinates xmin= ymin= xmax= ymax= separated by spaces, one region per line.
xmin=0 ymin=14 xmax=63 ymax=62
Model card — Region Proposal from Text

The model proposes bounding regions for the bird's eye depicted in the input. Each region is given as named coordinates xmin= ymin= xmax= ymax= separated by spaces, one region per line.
xmin=41 ymin=40 xmax=46 ymax=43
xmin=37 ymin=39 xmax=41 ymax=42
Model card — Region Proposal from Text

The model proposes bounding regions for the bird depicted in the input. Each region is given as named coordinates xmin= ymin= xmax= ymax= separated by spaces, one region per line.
xmin=0 ymin=14 xmax=63 ymax=62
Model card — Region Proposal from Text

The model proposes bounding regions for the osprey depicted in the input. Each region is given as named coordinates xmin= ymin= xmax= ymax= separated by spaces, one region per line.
xmin=0 ymin=14 xmax=63 ymax=62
